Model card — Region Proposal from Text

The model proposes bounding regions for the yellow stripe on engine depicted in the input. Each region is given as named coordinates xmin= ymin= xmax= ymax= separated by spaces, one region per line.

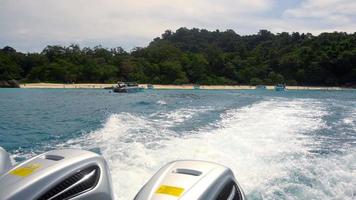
xmin=10 ymin=163 xmax=42 ymax=177
xmin=155 ymin=185 xmax=185 ymax=197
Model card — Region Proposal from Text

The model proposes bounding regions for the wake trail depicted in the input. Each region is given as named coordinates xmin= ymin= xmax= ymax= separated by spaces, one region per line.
xmin=40 ymin=98 xmax=354 ymax=199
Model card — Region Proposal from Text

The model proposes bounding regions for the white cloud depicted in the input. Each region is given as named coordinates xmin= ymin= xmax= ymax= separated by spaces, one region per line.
xmin=284 ymin=0 xmax=356 ymax=30
xmin=0 ymin=0 xmax=354 ymax=52
xmin=0 ymin=0 xmax=276 ymax=51
xmin=285 ymin=0 xmax=356 ymax=16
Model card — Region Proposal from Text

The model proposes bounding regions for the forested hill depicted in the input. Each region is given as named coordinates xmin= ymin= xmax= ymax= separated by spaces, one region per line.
xmin=1 ymin=28 xmax=356 ymax=86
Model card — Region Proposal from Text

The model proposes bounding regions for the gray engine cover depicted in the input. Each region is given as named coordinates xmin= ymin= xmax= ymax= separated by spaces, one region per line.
xmin=0 ymin=149 xmax=114 ymax=200
xmin=134 ymin=160 xmax=246 ymax=200
xmin=0 ymin=147 xmax=12 ymax=175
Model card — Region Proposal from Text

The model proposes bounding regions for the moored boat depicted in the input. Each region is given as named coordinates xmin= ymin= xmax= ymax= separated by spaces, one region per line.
xmin=147 ymin=84 xmax=154 ymax=89
xmin=255 ymin=85 xmax=267 ymax=90
xmin=275 ymin=84 xmax=286 ymax=91
xmin=113 ymin=82 xmax=144 ymax=93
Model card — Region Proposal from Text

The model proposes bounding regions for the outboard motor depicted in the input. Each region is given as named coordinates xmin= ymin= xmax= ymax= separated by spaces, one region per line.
xmin=0 ymin=148 xmax=114 ymax=200
xmin=0 ymin=147 xmax=12 ymax=175
xmin=134 ymin=160 xmax=246 ymax=200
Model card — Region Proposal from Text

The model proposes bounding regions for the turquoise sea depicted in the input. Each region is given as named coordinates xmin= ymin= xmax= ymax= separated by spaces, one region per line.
xmin=0 ymin=89 xmax=355 ymax=199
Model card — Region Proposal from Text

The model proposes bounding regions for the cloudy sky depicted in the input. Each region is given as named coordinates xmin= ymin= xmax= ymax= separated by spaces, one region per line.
xmin=0 ymin=0 xmax=355 ymax=52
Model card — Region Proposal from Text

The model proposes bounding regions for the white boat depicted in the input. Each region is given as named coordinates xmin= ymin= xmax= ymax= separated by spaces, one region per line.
xmin=113 ymin=82 xmax=144 ymax=93
xmin=275 ymin=84 xmax=287 ymax=91
xmin=255 ymin=85 xmax=267 ymax=90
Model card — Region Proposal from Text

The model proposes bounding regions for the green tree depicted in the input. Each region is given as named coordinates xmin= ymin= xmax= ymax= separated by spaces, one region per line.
xmin=250 ymin=77 xmax=263 ymax=85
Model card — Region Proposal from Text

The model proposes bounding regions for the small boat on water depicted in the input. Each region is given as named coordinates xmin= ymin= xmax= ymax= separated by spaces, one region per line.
xmin=255 ymin=85 xmax=267 ymax=90
xmin=113 ymin=82 xmax=144 ymax=93
xmin=275 ymin=84 xmax=287 ymax=91
xmin=147 ymin=84 xmax=154 ymax=89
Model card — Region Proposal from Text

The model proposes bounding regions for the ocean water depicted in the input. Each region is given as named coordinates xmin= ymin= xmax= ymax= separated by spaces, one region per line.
xmin=0 ymin=88 xmax=355 ymax=199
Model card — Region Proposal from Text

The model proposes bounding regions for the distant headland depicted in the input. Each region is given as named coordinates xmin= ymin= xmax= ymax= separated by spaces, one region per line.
xmin=18 ymin=83 xmax=347 ymax=91
xmin=1 ymin=28 xmax=355 ymax=88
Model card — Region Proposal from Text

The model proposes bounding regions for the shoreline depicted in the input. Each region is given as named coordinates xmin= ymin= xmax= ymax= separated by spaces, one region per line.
xmin=17 ymin=83 xmax=351 ymax=91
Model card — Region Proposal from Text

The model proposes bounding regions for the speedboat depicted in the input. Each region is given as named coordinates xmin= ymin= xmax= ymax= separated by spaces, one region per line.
xmin=113 ymin=82 xmax=144 ymax=93
xmin=0 ymin=147 xmax=246 ymax=200
xmin=275 ymin=84 xmax=286 ymax=91
xmin=255 ymin=85 xmax=266 ymax=90
xmin=193 ymin=85 xmax=200 ymax=90
xmin=147 ymin=84 xmax=154 ymax=90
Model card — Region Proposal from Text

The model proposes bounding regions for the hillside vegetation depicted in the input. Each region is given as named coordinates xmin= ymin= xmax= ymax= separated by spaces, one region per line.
xmin=1 ymin=28 xmax=355 ymax=86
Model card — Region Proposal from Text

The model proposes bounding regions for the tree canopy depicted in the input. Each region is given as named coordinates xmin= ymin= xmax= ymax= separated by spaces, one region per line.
xmin=1 ymin=28 xmax=355 ymax=86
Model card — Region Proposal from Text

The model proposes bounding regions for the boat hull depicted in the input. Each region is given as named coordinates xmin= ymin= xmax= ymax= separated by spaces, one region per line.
xmin=113 ymin=87 xmax=144 ymax=93
xmin=275 ymin=86 xmax=286 ymax=91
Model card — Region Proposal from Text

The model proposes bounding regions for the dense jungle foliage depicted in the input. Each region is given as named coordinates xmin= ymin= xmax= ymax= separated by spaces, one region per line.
xmin=1 ymin=28 xmax=355 ymax=86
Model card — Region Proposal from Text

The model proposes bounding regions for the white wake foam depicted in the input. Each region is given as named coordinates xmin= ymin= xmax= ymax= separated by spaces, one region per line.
xmin=156 ymin=100 xmax=167 ymax=105
xmin=150 ymin=107 xmax=212 ymax=127
xmin=62 ymin=99 xmax=355 ymax=199
xmin=343 ymin=107 xmax=356 ymax=129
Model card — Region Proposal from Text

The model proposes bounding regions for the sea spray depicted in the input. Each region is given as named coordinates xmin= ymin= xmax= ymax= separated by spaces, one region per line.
xmin=4 ymin=90 xmax=355 ymax=200
xmin=68 ymin=99 xmax=355 ymax=199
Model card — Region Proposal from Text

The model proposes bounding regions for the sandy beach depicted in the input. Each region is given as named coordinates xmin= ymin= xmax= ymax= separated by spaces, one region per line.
xmin=18 ymin=83 xmax=348 ymax=90
xmin=154 ymin=85 xmax=346 ymax=90
xmin=20 ymin=83 xmax=114 ymax=89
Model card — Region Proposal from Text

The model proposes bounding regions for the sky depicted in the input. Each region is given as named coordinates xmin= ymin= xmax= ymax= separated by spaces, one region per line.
xmin=0 ymin=0 xmax=355 ymax=52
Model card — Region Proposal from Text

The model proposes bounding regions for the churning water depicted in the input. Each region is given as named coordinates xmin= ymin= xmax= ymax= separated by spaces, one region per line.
xmin=0 ymin=89 xmax=355 ymax=199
